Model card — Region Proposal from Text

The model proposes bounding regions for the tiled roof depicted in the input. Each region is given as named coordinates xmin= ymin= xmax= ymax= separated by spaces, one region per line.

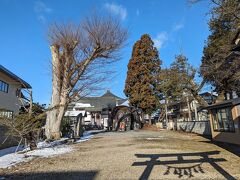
xmin=75 ymin=91 xmax=124 ymax=112
xmin=101 ymin=90 xmax=122 ymax=99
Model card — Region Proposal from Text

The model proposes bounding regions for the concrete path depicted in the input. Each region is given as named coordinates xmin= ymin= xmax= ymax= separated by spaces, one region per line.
xmin=1 ymin=130 xmax=240 ymax=179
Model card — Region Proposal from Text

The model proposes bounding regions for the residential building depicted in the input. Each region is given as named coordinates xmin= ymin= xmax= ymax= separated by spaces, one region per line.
xmin=0 ymin=65 xmax=31 ymax=149
xmin=166 ymin=92 xmax=217 ymax=122
xmin=0 ymin=65 xmax=31 ymax=116
xmin=206 ymin=98 xmax=240 ymax=145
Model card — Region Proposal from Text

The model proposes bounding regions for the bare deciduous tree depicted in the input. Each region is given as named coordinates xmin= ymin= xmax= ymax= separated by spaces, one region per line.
xmin=45 ymin=14 xmax=128 ymax=140
xmin=0 ymin=85 xmax=46 ymax=150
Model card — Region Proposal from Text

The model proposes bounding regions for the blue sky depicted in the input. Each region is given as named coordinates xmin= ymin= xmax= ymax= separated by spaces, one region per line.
xmin=0 ymin=0 xmax=211 ymax=104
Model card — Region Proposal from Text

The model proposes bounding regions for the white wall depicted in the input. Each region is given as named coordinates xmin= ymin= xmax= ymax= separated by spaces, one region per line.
xmin=84 ymin=112 xmax=92 ymax=124
xmin=0 ymin=72 xmax=21 ymax=114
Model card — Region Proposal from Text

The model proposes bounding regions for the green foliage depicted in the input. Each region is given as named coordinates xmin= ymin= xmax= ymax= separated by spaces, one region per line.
xmin=200 ymin=0 xmax=240 ymax=93
xmin=124 ymin=34 xmax=162 ymax=114
xmin=158 ymin=54 xmax=196 ymax=101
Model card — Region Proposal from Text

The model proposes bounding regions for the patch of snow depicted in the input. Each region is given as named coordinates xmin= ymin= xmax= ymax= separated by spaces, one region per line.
xmin=84 ymin=129 xmax=106 ymax=135
xmin=0 ymin=144 xmax=72 ymax=169
xmin=76 ymin=134 xmax=93 ymax=143
xmin=0 ymin=152 xmax=30 ymax=169
xmin=65 ymin=110 xmax=86 ymax=117
xmin=37 ymin=138 xmax=68 ymax=149
xmin=26 ymin=145 xmax=72 ymax=158
xmin=0 ymin=145 xmax=25 ymax=157
xmin=0 ymin=131 xmax=100 ymax=169
xmin=146 ymin=136 xmax=165 ymax=140
xmin=75 ymin=130 xmax=101 ymax=143
xmin=74 ymin=103 xmax=93 ymax=108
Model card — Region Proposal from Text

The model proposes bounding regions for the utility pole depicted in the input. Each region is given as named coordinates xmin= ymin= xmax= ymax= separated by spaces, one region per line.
xmin=187 ymin=96 xmax=192 ymax=121
xmin=194 ymin=100 xmax=198 ymax=121
xmin=165 ymin=99 xmax=168 ymax=129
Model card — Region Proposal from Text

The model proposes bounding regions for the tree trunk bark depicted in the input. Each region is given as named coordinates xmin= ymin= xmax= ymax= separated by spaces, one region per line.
xmin=45 ymin=45 xmax=61 ymax=140
xmin=47 ymin=92 xmax=68 ymax=140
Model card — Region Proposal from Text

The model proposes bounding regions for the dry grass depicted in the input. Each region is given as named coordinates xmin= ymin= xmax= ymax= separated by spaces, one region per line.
xmin=1 ymin=130 xmax=240 ymax=179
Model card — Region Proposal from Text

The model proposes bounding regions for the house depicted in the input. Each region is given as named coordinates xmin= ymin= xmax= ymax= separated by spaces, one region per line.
xmin=199 ymin=92 xmax=217 ymax=105
xmin=206 ymin=98 xmax=240 ymax=145
xmin=166 ymin=92 xmax=217 ymax=123
xmin=0 ymin=65 xmax=31 ymax=149
xmin=0 ymin=65 xmax=31 ymax=116
xmin=65 ymin=90 xmax=126 ymax=129
xmin=161 ymin=92 xmax=218 ymax=133
xmin=200 ymin=27 xmax=240 ymax=145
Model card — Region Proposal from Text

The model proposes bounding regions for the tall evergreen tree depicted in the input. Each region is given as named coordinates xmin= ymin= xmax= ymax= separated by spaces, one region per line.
xmin=158 ymin=54 xmax=196 ymax=102
xmin=124 ymin=34 xmax=161 ymax=124
xmin=170 ymin=55 xmax=196 ymax=97
xmin=158 ymin=54 xmax=196 ymax=122
xmin=200 ymin=0 xmax=240 ymax=96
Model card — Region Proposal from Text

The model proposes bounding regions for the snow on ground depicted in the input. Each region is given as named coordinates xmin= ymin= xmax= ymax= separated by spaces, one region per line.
xmin=0 ymin=130 xmax=100 ymax=169
xmin=0 ymin=141 xmax=73 ymax=169
xmin=0 ymin=146 xmax=25 ymax=157
xmin=76 ymin=132 xmax=93 ymax=143
xmin=146 ymin=136 xmax=165 ymax=140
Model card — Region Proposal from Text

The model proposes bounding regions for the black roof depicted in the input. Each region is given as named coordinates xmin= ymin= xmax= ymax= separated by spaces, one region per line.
xmin=205 ymin=98 xmax=240 ymax=110
xmin=101 ymin=90 xmax=122 ymax=99
xmin=0 ymin=65 xmax=31 ymax=88
xmin=199 ymin=92 xmax=217 ymax=97
xmin=74 ymin=90 xmax=124 ymax=112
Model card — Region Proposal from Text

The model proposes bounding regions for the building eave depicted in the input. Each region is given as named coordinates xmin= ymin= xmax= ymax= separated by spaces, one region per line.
xmin=0 ymin=65 xmax=31 ymax=89
xmin=204 ymin=98 xmax=240 ymax=110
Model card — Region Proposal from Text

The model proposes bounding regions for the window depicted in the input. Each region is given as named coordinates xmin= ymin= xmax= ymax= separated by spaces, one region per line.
xmin=212 ymin=107 xmax=235 ymax=132
xmin=0 ymin=80 xmax=9 ymax=93
xmin=0 ymin=110 xmax=13 ymax=118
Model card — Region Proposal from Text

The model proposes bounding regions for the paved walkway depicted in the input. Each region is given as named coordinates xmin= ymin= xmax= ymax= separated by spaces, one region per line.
xmin=1 ymin=130 xmax=240 ymax=179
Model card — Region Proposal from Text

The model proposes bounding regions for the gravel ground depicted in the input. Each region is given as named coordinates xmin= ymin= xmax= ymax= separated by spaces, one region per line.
xmin=0 ymin=130 xmax=240 ymax=180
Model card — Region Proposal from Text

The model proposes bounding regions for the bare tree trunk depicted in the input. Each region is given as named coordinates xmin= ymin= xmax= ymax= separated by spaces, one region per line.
xmin=45 ymin=45 xmax=61 ymax=139
xmin=45 ymin=15 xmax=127 ymax=140
xmin=27 ymin=90 xmax=37 ymax=150
xmin=54 ymin=94 xmax=68 ymax=139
